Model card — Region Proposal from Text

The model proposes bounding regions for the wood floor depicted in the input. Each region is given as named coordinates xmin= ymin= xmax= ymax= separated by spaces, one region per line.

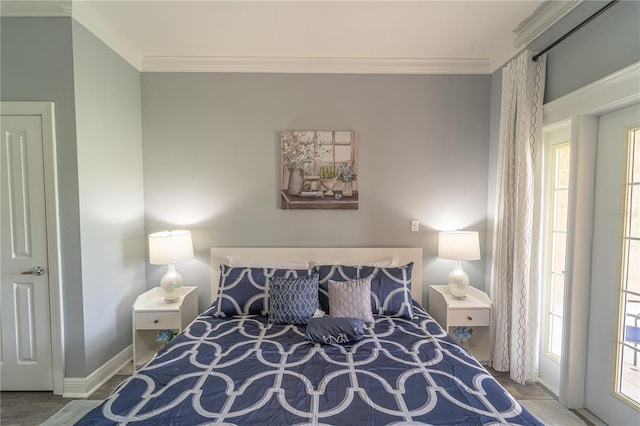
xmin=0 ymin=365 xmax=131 ymax=426
xmin=487 ymin=368 xmax=605 ymax=426
xmin=0 ymin=363 xmax=604 ymax=425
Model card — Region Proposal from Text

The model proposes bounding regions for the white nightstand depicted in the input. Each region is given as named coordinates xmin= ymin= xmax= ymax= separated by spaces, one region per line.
xmin=132 ymin=286 xmax=198 ymax=369
xmin=428 ymin=285 xmax=492 ymax=365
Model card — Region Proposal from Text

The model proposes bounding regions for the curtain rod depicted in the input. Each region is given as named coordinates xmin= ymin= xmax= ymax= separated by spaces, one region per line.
xmin=533 ymin=0 xmax=620 ymax=62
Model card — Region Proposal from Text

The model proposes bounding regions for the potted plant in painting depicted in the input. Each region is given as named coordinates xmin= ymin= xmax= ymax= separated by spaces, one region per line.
xmin=318 ymin=165 xmax=338 ymax=196
xmin=337 ymin=163 xmax=357 ymax=196
xmin=281 ymin=131 xmax=325 ymax=196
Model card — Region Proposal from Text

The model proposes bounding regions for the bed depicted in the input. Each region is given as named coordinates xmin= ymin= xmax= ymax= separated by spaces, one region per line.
xmin=78 ymin=247 xmax=541 ymax=425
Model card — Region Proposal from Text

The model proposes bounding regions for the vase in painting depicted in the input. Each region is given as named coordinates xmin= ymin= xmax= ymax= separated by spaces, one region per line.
xmin=342 ymin=181 xmax=353 ymax=197
xmin=287 ymin=168 xmax=304 ymax=195
xmin=320 ymin=178 xmax=337 ymax=196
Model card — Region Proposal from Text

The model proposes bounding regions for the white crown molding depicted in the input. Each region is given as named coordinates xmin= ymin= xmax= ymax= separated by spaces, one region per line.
xmin=544 ymin=61 xmax=640 ymax=125
xmin=141 ymin=56 xmax=491 ymax=74
xmin=513 ymin=0 xmax=583 ymax=48
xmin=490 ymin=42 xmax=526 ymax=74
xmin=1 ymin=0 xmax=142 ymax=69
xmin=71 ymin=0 xmax=142 ymax=70
xmin=2 ymin=1 xmax=579 ymax=75
xmin=1 ymin=1 xmax=489 ymax=75
xmin=0 ymin=0 xmax=71 ymax=17
xmin=490 ymin=0 xmax=583 ymax=73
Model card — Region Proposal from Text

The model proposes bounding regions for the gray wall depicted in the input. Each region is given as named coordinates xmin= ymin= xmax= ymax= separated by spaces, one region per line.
xmin=1 ymin=15 xmax=491 ymax=381
xmin=0 ymin=17 xmax=87 ymax=375
xmin=141 ymin=73 xmax=491 ymax=308
xmin=0 ymin=17 xmax=146 ymax=377
xmin=71 ymin=21 xmax=146 ymax=374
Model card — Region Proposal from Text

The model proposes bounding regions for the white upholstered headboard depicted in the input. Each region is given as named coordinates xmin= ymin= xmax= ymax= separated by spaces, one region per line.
xmin=210 ymin=247 xmax=423 ymax=303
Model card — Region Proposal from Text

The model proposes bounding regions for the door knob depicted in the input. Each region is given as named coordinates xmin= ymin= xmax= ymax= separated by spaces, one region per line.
xmin=20 ymin=266 xmax=45 ymax=276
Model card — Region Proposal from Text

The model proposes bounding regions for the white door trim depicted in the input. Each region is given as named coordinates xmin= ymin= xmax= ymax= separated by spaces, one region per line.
xmin=0 ymin=101 xmax=64 ymax=394
xmin=544 ymin=61 xmax=640 ymax=126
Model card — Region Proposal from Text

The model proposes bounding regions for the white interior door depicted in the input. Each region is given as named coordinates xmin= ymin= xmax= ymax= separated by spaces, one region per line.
xmin=585 ymin=103 xmax=640 ymax=424
xmin=1 ymin=115 xmax=53 ymax=390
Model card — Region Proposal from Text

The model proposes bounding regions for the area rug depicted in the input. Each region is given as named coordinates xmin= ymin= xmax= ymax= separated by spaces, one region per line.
xmin=41 ymin=400 xmax=102 ymax=425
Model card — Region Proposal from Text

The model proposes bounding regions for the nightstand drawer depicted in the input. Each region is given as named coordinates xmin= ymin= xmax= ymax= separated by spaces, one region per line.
xmin=135 ymin=312 xmax=180 ymax=330
xmin=448 ymin=309 xmax=490 ymax=326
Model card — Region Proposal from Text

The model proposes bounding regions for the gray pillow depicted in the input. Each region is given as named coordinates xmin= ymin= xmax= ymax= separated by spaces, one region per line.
xmin=328 ymin=278 xmax=374 ymax=326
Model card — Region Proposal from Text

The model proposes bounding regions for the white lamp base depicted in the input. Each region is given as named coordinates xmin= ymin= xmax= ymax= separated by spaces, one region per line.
xmin=161 ymin=264 xmax=183 ymax=302
xmin=448 ymin=261 xmax=470 ymax=299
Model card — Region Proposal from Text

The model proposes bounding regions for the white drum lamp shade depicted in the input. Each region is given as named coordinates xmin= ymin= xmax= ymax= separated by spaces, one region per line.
xmin=438 ymin=231 xmax=481 ymax=299
xmin=149 ymin=230 xmax=194 ymax=302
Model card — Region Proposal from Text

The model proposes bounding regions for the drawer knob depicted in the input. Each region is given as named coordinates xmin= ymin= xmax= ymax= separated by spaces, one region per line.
xmin=154 ymin=319 xmax=159 ymax=324
xmin=467 ymin=316 xmax=472 ymax=321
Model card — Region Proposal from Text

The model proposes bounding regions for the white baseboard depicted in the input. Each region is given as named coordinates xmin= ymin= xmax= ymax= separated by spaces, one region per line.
xmin=536 ymin=375 xmax=559 ymax=398
xmin=63 ymin=345 xmax=132 ymax=398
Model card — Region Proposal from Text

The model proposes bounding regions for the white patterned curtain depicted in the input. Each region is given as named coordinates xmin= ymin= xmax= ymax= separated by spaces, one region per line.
xmin=490 ymin=50 xmax=546 ymax=385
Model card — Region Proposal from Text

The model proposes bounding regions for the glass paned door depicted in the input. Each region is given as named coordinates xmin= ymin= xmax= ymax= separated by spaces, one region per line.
xmin=586 ymin=104 xmax=640 ymax=425
xmin=615 ymin=126 xmax=640 ymax=407
xmin=546 ymin=143 xmax=570 ymax=360
xmin=539 ymin=124 xmax=571 ymax=394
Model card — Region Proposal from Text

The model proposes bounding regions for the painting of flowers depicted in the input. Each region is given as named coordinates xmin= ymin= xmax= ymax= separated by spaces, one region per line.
xmin=281 ymin=130 xmax=358 ymax=210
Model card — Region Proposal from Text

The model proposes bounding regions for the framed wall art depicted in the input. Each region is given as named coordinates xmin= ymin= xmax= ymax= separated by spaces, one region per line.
xmin=280 ymin=130 xmax=358 ymax=210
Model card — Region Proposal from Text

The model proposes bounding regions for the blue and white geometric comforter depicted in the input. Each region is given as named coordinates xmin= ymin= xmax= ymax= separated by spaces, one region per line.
xmin=78 ymin=303 xmax=542 ymax=425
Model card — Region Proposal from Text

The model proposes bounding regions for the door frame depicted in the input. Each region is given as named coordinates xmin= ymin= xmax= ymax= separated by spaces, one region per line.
xmin=1 ymin=101 xmax=64 ymax=394
xmin=543 ymin=62 xmax=640 ymax=408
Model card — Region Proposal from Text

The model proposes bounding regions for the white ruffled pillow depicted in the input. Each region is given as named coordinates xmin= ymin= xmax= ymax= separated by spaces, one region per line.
xmin=226 ymin=256 xmax=309 ymax=269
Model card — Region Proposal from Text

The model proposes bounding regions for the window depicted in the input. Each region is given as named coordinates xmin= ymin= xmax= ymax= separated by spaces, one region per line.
xmin=317 ymin=130 xmax=355 ymax=166
xmin=544 ymin=142 xmax=570 ymax=361
xmin=615 ymin=126 xmax=640 ymax=407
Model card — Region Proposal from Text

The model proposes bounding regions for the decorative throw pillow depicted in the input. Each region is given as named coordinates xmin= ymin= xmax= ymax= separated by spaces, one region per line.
xmin=268 ymin=274 xmax=319 ymax=324
xmin=208 ymin=265 xmax=310 ymax=317
xmin=360 ymin=263 xmax=414 ymax=319
xmin=305 ymin=317 xmax=365 ymax=344
xmin=328 ymin=278 xmax=375 ymax=326
xmin=313 ymin=265 xmax=359 ymax=314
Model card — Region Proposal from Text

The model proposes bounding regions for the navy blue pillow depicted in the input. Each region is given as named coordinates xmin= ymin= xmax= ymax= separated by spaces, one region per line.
xmin=313 ymin=265 xmax=358 ymax=314
xmin=268 ymin=274 xmax=319 ymax=324
xmin=305 ymin=317 xmax=365 ymax=344
xmin=360 ymin=263 xmax=414 ymax=319
xmin=208 ymin=265 xmax=310 ymax=317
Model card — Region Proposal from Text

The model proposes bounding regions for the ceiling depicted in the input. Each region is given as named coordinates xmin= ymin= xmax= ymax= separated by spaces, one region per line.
xmin=1 ymin=0 xmax=582 ymax=73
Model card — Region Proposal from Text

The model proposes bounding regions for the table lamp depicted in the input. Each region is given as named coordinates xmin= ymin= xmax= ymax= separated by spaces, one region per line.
xmin=438 ymin=231 xmax=481 ymax=299
xmin=149 ymin=230 xmax=194 ymax=302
